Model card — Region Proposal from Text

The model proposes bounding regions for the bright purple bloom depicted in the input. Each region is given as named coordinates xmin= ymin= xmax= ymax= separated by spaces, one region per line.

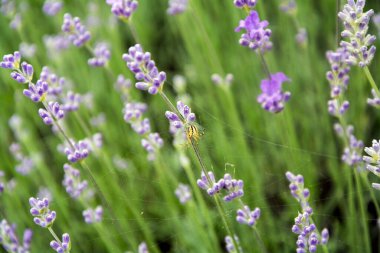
xmin=40 ymin=66 xmax=66 ymax=96
xmin=64 ymin=139 xmax=90 ymax=163
xmin=23 ymin=79 xmax=49 ymax=102
xmin=10 ymin=62 xmax=34 ymax=84
xmin=326 ymin=47 xmax=351 ymax=98
xmin=83 ymin=206 xmax=103 ymax=224
xmin=234 ymin=0 xmax=256 ymax=9
xmin=38 ymin=101 xmax=65 ymax=125
xmin=236 ymin=205 xmax=260 ymax=227
xmin=62 ymin=163 xmax=88 ymax=199
xmin=338 ymin=0 xmax=376 ymax=67
xmin=50 ymin=233 xmax=71 ymax=253
xmin=235 ymin=11 xmax=272 ymax=52
xmin=167 ymin=0 xmax=188 ymax=15
xmin=123 ymin=102 xmax=147 ymax=122
xmin=62 ymin=13 xmax=91 ymax=47
xmin=175 ymin=183 xmax=192 ymax=204
xmin=123 ymin=44 xmax=167 ymax=95
xmin=321 ymin=228 xmax=329 ymax=245
xmin=165 ymin=101 xmax=196 ymax=134
xmin=0 ymin=51 xmax=21 ymax=69
xmin=29 ymin=197 xmax=56 ymax=227
xmin=106 ymin=0 xmax=138 ymax=20
xmin=88 ymin=42 xmax=111 ymax=67
xmin=0 ymin=219 xmax=33 ymax=253
xmin=257 ymin=72 xmax=291 ymax=113
xmin=43 ymin=0 xmax=63 ymax=16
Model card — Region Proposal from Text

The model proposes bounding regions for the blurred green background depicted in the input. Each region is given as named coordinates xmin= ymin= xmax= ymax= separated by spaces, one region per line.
xmin=1 ymin=0 xmax=380 ymax=252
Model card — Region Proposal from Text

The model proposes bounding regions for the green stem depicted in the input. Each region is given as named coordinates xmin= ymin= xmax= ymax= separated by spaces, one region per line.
xmin=354 ymin=169 xmax=371 ymax=253
xmin=252 ymin=227 xmax=268 ymax=253
xmin=363 ymin=66 xmax=380 ymax=98
xmin=48 ymin=227 xmax=62 ymax=244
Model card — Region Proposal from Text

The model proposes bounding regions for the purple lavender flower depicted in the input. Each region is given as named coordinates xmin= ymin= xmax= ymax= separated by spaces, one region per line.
xmin=321 ymin=228 xmax=329 ymax=245
xmin=363 ymin=140 xmax=380 ymax=189
xmin=175 ymin=183 xmax=192 ymax=204
xmin=235 ymin=11 xmax=273 ymax=52
xmin=326 ymin=47 xmax=351 ymax=99
xmin=62 ymin=163 xmax=88 ymax=198
xmin=19 ymin=42 xmax=36 ymax=58
xmin=285 ymin=171 xmax=310 ymax=211
xmin=138 ymin=242 xmax=149 ymax=253
xmin=43 ymin=0 xmax=63 ymax=16
xmin=40 ymin=66 xmax=66 ymax=96
xmin=0 ymin=219 xmax=33 ymax=253
xmin=23 ymin=80 xmax=49 ymax=102
xmin=236 ymin=205 xmax=260 ymax=227
xmin=62 ymin=91 xmax=81 ymax=112
xmin=338 ymin=0 xmax=376 ymax=67
xmin=131 ymin=118 xmax=151 ymax=135
xmin=327 ymin=99 xmax=350 ymax=116
xmin=44 ymin=34 xmax=70 ymax=54
xmin=88 ymin=43 xmax=111 ymax=67
xmin=62 ymin=13 xmax=91 ymax=47
xmin=15 ymin=157 xmax=34 ymax=175
xmin=123 ymin=102 xmax=147 ymax=122
xmin=29 ymin=197 xmax=56 ymax=227
xmin=64 ymin=139 xmax=90 ymax=163
xmin=10 ymin=62 xmax=34 ymax=84
xmin=367 ymin=89 xmax=380 ymax=108
xmin=0 ymin=51 xmax=21 ymax=69
xmin=38 ymin=101 xmax=65 ymax=125
xmin=141 ymin=133 xmax=164 ymax=161
xmin=165 ymin=101 xmax=196 ymax=134
xmin=257 ymin=72 xmax=291 ymax=113
xmin=83 ymin=206 xmax=103 ymax=224
xmin=123 ymin=44 xmax=167 ymax=95
xmin=225 ymin=235 xmax=242 ymax=253
xmin=167 ymin=0 xmax=188 ymax=15
xmin=335 ymin=124 xmax=363 ymax=166
xmin=106 ymin=0 xmax=138 ymax=21
xmin=50 ymin=233 xmax=71 ymax=253
xmin=197 ymin=172 xmax=244 ymax=201
xmin=234 ymin=0 xmax=256 ymax=8
xmin=0 ymin=171 xmax=4 ymax=194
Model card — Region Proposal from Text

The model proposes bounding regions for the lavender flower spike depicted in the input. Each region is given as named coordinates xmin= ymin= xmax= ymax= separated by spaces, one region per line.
xmin=236 ymin=205 xmax=260 ymax=227
xmin=0 ymin=51 xmax=21 ymax=69
xmin=62 ymin=13 xmax=91 ymax=47
xmin=64 ymin=139 xmax=90 ymax=163
xmin=43 ymin=0 xmax=63 ymax=16
xmin=165 ymin=101 xmax=196 ymax=134
xmin=106 ymin=0 xmax=138 ymax=21
xmin=50 ymin=233 xmax=71 ymax=253
xmin=23 ymin=79 xmax=49 ymax=102
xmin=88 ymin=42 xmax=111 ymax=67
xmin=285 ymin=171 xmax=310 ymax=211
xmin=338 ymin=0 xmax=376 ymax=67
xmin=363 ymin=139 xmax=380 ymax=189
xmin=235 ymin=11 xmax=273 ymax=53
xmin=0 ymin=219 xmax=33 ymax=253
xmin=10 ymin=62 xmax=34 ymax=84
xmin=29 ymin=197 xmax=56 ymax=227
xmin=257 ymin=72 xmax=291 ymax=113
xmin=123 ymin=44 xmax=167 ymax=95
xmin=225 ymin=235 xmax=242 ymax=253
xmin=167 ymin=0 xmax=188 ymax=15
xmin=234 ymin=0 xmax=256 ymax=9
xmin=39 ymin=101 xmax=65 ymax=125
xmin=175 ymin=183 xmax=192 ymax=204
xmin=62 ymin=163 xmax=88 ymax=198
xmin=83 ymin=206 xmax=103 ymax=224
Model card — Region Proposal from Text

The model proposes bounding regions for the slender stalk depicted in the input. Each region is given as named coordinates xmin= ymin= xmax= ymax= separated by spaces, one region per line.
xmin=354 ymin=169 xmax=371 ymax=253
xmin=336 ymin=0 xmax=341 ymax=47
xmin=363 ymin=66 xmax=380 ymax=98
xmin=48 ymin=227 xmax=62 ymax=244
xmin=252 ymin=227 xmax=268 ymax=253
xmin=258 ymin=50 xmax=272 ymax=80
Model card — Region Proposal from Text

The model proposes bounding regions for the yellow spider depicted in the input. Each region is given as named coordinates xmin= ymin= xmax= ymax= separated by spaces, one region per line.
xmin=185 ymin=123 xmax=204 ymax=143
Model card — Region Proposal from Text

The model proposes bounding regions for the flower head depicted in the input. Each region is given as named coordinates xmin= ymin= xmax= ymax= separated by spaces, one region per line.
xmin=62 ymin=163 xmax=88 ymax=199
xmin=50 ymin=233 xmax=71 ymax=253
xmin=0 ymin=51 xmax=21 ymax=69
xmin=38 ymin=101 xmax=65 ymax=125
xmin=64 ymin=139 xmax=90 ymax=163
xmin=23 ymin=80 xmax=48 ymax=102
xmin=106 ymin=0 xmax=138 ymax=21
xmin=257 ymin=72 xmax=291 ymax=113
xmin=338 ymin=0 xmax=376 ymax=67
xmin=236 ymin=205 xmax=260 ymax=227
xmin=43 ymin=0 xmax=63 ymax=16
xmin=0 ymin=219 xmax=32 ymax=253
xmin=123 ymin=44 xmax=167 ymax=95
xmin=83 ymin=206 xmax=103 ymax=224
xmin=234 ymin=0 xmax=256 ymax=9
xmin=167 ymin=0 xmax=188 ymax=15
xmin=225 ymin=235 xmax=242 ymax=253
xmin=62 ymin=13 xmax=91 ymax=47
xmin=29 ymin=197 xmax=56 ymax=227
xmin=88 ymin=42 xmax=111 ymax=67
xmin=235 ymin=11 xmax=272 ymax=52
